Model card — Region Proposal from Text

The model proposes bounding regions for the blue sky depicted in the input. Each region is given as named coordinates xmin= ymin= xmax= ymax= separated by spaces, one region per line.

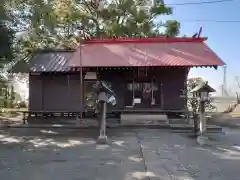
xmin=157 ymin=0 xmax=240 ymax=96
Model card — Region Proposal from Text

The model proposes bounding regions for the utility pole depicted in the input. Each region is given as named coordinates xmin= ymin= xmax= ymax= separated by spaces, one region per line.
xmin=223 ymin=65 xmax=228 ymax=96
xmin=236 ymin=76 xmax=240 ymax=103
xmin=220 ymin=85 xmax=224 ymax=96
xmin=236 ymin=76 xmax=240 ymax=89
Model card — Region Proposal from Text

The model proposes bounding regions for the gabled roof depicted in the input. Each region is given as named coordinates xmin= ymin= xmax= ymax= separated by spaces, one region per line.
xmin=12 ymin=49 xmax=74 ymax=73
xmin=68 ymin=37 xmax=225 ymax=68
xmin=11 ymin=37 xmax=225 ymax=73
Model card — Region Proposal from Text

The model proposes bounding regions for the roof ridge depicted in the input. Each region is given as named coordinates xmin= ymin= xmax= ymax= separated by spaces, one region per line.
xmin=81 ymin=37 xmax=208 ymax=44
xmin=38 ymin=48 xmax=76 ymax=53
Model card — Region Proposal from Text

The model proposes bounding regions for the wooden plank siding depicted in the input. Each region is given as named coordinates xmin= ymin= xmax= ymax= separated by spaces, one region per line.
xmin=28 ymin=67 xmax=188 ymax=113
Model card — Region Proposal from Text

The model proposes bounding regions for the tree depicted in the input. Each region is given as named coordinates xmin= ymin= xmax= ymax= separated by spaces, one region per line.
xmin=2 ymin=0 xmax=180 ymax=107
xmin=0 ymin=1 xmax=15 ymax=111
xmin=0 ymin=0 xmax=14 ymax=68
xmin=74 ymin=0 xmax=179 ymax=38
xmin=7 ymin=0 xmax=180 ymax=61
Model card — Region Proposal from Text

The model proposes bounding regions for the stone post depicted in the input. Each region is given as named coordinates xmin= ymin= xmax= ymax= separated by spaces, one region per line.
xmin=199 ymin=102 xmax=204 ymax=135
xmin=197 ymin=101 xmax=209 ymax=145
xmin=97 ymin=92 xmax=108 ymax=144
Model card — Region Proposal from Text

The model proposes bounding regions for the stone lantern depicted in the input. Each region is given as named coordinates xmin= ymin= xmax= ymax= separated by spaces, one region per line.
xmin=96 ymin=81 xmax=114 ymax=144
xmin=190 ymin=81 xmax=215 ymax=145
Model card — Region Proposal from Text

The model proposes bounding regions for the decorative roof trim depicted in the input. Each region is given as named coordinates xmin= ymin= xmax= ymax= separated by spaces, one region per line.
xmin=81 ymin=37 xmax=208 ymax=44
xmin=37 ymin=49 xmax=76 ymax=53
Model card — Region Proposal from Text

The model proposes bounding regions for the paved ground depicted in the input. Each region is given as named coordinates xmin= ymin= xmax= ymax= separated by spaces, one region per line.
xmin=0 ymin=128 xmax=240 ymax=180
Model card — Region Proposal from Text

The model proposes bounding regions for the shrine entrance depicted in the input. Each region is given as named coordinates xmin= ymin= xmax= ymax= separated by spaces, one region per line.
xmin=125 ymin=80 xmax=161 ymax=108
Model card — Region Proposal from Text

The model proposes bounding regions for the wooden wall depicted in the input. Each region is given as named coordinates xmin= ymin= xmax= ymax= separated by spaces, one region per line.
xmin=28 ymin=67 xmax=188 ymax=112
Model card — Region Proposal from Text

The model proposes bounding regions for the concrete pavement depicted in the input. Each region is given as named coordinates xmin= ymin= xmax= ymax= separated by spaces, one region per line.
xmin=0 ymin=128 xmax=240 ymax=180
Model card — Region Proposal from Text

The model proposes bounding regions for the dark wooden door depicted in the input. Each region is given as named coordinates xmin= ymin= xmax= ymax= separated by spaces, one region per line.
xmin=124 ymin=81 xmax=161 ymax=108
xmin=125 ymin=82 xmax=134 ymax=107
xmin=135 ymin=82 xmax=152 ymax=108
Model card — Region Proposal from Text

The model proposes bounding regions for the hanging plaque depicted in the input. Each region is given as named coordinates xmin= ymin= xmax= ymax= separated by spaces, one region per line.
xmin=84 ymin=72 xmax=97 ymax=80
xmin=133 ymin=98 xmax=141 ymax=104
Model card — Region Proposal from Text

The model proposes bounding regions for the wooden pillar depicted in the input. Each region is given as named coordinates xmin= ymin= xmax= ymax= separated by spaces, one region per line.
xmin=67 ymin=73 xmax=70 ymax=111
xmin=151 ymin=77 xmax=155 ymax=105
xmin=132 ymin=79 xmax=135 ymax=106
xmin=79 ymin=45 xmax=83 ymax=121
xmin=41 ymin=73 xmax=44 ymax=111
xmin=67 ymin=74 xmax=70 ymax=97
xmin=160 ymin=78 xmax=164 ymax=109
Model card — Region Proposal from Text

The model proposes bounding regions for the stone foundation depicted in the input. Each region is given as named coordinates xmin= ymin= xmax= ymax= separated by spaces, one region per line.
xmin=120 ymin=114 xmax=169 ymax=125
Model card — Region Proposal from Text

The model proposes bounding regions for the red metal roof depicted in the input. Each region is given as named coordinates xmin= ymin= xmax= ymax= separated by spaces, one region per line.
xmin=68 ymin=37 xmax=225 ymax=67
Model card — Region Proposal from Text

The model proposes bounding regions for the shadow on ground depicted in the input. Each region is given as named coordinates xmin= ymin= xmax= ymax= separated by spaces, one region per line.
xmin=0 ymin=128 xmax=151 ymax=180
xmin=1 ymin=128 xmax=240 ymax=179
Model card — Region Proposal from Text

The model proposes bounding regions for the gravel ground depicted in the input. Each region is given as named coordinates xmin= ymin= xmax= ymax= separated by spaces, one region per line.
xmin=0 ymin=128 xmax=240 ymax=180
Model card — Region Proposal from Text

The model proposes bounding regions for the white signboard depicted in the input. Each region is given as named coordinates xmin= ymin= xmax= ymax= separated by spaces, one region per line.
xmin=84 ymin=72 xmax=97 ymax=80
xmin=133 ymin=98 xmax=141 ymax=104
